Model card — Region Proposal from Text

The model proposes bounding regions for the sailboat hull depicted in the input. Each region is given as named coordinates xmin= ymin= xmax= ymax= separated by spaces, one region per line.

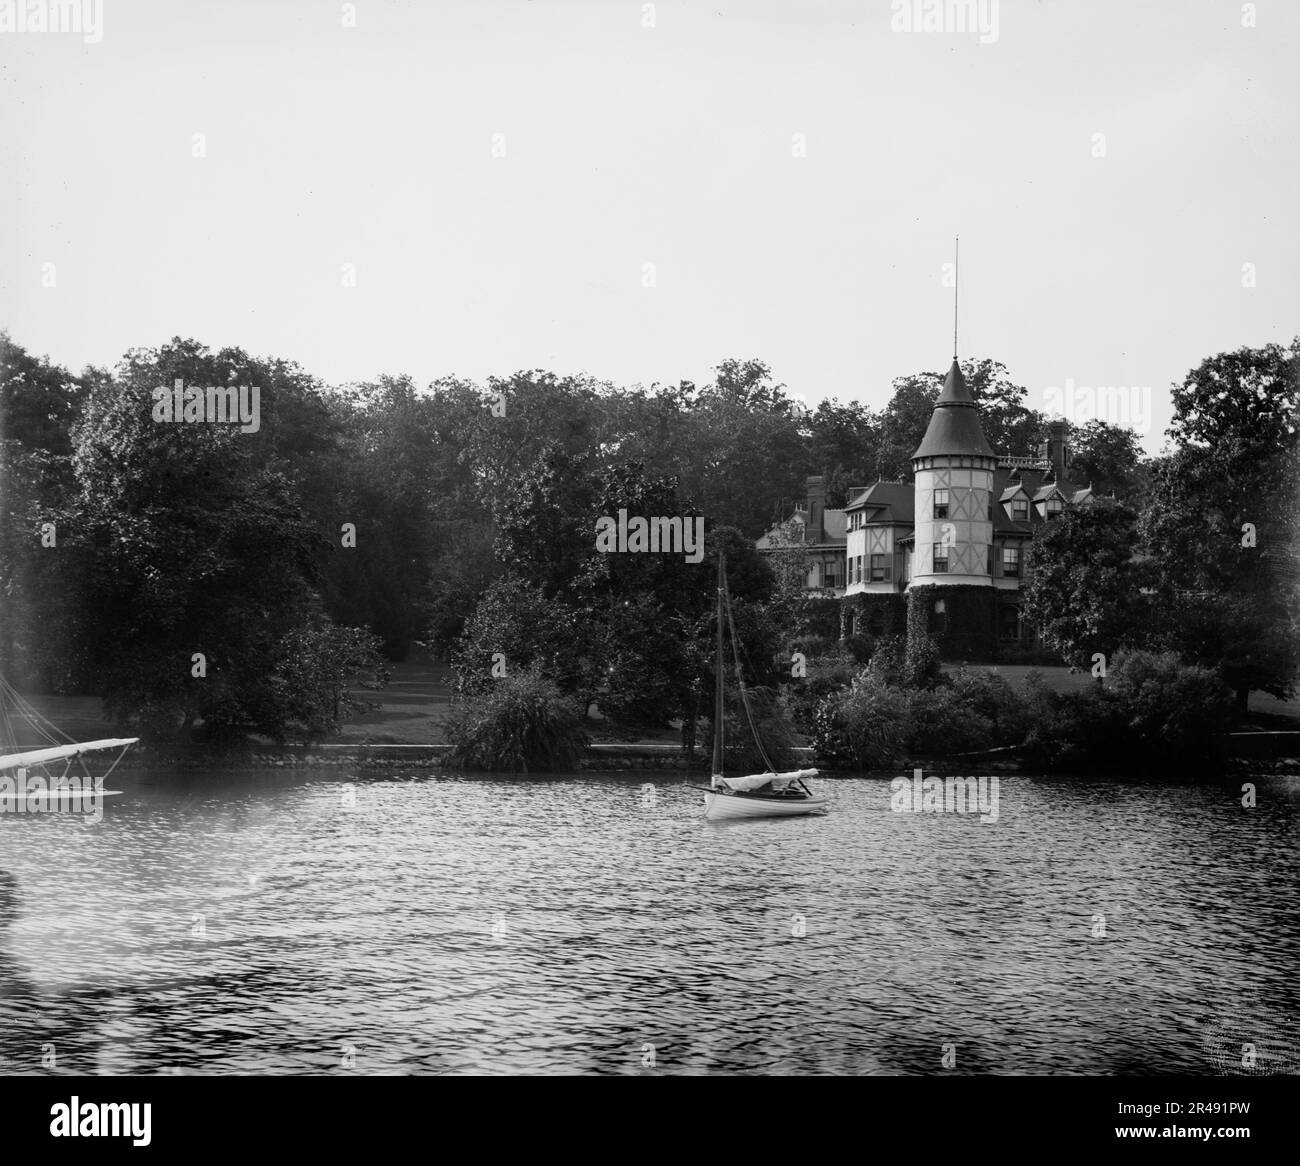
xmin=703 ymin=790 xmax=828 ymax=821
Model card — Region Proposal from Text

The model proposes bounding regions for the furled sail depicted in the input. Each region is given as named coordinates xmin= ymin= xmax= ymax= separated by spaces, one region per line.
xmin=0 ymin=739 xmax=140 ymax=773
xmin=720 ymin=768 xmax=819 ymax=792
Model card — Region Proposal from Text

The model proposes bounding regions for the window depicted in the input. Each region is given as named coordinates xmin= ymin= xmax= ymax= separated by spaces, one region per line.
xmin=1045 ymin=496 xmax=1063 ymax=517
xmin=986 ymin=493 xmax=992 ymax=520
xmin=934 ymin=488 xmax=949 ymax=519
xmin=870 ymin=553 xmax=891 ymax=582
xmin=987 ymin=545 xmax=993 ymax=574
xmin=933 ymin=543 xmax=948 ymax=573
xmin=1003 ymin=546 xmax=1020 ymax=578
xmin=1012 ymin=498 xmax=1028 ymax=521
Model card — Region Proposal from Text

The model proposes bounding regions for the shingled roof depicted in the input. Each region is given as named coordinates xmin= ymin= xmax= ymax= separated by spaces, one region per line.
xmin=845 ymin=480 xmax=915 ymax=522
xmin=912 ymin=360 xmax=996 ymax=460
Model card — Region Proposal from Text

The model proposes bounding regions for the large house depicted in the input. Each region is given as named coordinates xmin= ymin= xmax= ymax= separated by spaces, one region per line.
xmin=759 ymin=357 xmax=1092 ymax=657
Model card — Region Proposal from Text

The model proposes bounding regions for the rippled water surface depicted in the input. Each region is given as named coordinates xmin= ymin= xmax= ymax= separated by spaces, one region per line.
xmin=1 ymin=769 xmax=1297 ymax=1075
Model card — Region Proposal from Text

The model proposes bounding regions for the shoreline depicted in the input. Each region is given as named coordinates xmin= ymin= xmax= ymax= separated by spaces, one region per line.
xmin=9 ymin=650 xmax=1300 ymax=777
xmin=90 ymin=738 xmax=1299 ymax=778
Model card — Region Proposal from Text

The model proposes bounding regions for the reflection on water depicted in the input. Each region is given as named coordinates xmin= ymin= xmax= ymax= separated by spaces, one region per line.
xmin=1 ymin=769 xmax=1297 ymax=1075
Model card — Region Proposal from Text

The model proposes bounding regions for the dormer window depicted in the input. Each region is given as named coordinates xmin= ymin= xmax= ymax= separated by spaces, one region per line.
xmin=934 ymin=488 xmax=949 ymax=519
xmin=1045 ymin=496 xmax=1063 ymax=517
xmin=1012 ymin=498 xmax=1028 ymax=521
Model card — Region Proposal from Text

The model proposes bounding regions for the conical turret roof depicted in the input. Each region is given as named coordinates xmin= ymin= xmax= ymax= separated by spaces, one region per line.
xmin=912 ymin=359 xmax=995 ymax=460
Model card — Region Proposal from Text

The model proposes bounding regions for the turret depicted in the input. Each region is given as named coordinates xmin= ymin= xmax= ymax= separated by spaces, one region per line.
xmin=908 ymin=359 xmax=996 ymax=587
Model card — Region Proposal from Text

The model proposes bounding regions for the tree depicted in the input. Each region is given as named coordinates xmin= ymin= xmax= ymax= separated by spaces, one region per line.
xmin=1167 ymin=338 xmax=1299 ymax=459
xmin=875 ymin=375 xmax=938 ymax=480
xmin=0 ymin=335 xmax=85 ymax=686
xmin=1021 ymin=499 xmax=1150 ymax=671
xmin=961 ymin=358 xmax=1043 ymax=455
xmin=66 ymin=339 xmax=348 ymax=738
xmin=1140 ymin=339 xmax=1300 ymax=711
xmin=260 ymin=623 xmax=390 ymax=740
xmin=808 ymin=399 xmax=881 ymax=506
xmin=491 ymin=444 xmax=600 ymax=597
xmin=1065 ymin=419 xmax=1146 ymax=502
xmin=674 ymin=360 xmax=809 ymax=536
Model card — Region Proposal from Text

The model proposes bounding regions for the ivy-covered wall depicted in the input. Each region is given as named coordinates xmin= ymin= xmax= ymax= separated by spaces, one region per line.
xmin=802 ymin=598 xmax=843 ymax=641
xmin=839 ymin=592 xmax=907 ymax=640
xmin=906 ymin=583 xmax=999 ymax=661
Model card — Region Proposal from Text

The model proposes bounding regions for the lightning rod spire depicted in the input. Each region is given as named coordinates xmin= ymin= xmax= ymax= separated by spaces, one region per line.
xmin=953 ymin=235 xmax=960 ymax=361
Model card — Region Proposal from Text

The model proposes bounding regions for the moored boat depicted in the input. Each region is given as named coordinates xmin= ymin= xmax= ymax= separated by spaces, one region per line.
xmin=702 ymin=554 xmax=827 ymax=822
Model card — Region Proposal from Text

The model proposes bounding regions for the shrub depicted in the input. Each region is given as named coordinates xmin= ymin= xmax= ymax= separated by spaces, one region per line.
xmin=1018 ymin=651 xmax=1233 ymax=774
xmin=784 ymin=650 xmax=858 ymax=734
xmin=1106 ymin=649 xmax=1234 ymax=770
xmin=811 ymin=671 xmax=910 ymax=770
xmin=946 ymin=668 xmax=1032 ymax=747
xmin=1019 ymin=684 xmax=1124 ymax=772
xmin=905 ymin=685 xmax=994 ymax=757
xmin=444 ymin=667 xmax=589 ymax=772
xmin=840 ymin=634 xmax=874 ymax=664
xmin=791 ymin=634 xmax=835 ymax=660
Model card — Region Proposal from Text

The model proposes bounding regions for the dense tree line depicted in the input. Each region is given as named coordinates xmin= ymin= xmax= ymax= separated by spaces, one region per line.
xmin=6 ymin=327 xmax=1288 ymax=744
xmin=1023 ymin=338 xmax=1300 ymax=712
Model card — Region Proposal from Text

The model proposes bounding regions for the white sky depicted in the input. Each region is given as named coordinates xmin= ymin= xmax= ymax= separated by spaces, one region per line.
xmin=2 ymin=0 xmax=1297 ymax=453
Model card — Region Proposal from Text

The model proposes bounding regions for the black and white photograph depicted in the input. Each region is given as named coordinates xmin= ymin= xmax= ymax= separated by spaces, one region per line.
xmin=1 ymin=0 xmax=1296 ymax=1150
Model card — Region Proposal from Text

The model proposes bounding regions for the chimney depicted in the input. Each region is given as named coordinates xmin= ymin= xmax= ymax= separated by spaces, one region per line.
xmin=1047 ymin=420 xmax=1068 ymax=484
xmin=806 ymin=475 xmax=826 ymax=542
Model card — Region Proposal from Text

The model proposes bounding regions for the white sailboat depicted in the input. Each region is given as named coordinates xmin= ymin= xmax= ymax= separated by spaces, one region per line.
xmin=0 ymin=673 xmax=137 ymax=799
xmin=701 ymin=554 xmax=827 ymax=822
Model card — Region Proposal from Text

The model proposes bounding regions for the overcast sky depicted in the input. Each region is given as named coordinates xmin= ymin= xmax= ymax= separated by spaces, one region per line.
xmin=2 ymin=0 xmax=1296 ymax=452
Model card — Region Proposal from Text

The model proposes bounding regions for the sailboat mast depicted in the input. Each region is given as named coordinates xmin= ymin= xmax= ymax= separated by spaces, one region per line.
xmin=712 ymin=551 xmax=724 ymax=783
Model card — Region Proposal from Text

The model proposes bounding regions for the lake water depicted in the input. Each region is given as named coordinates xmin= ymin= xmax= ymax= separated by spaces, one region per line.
xmin=1 ymin=768 xmax=1297 ymax=1075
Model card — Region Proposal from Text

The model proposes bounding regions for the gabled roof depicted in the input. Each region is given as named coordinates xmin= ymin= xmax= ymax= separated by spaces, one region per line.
xmin=845 ymin=480 xmax=914 ymax=523
xmin=912 ymin=360 xmax=996 ymax=460
xmin=991 ymin=467 xmax=1088 ymax=533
